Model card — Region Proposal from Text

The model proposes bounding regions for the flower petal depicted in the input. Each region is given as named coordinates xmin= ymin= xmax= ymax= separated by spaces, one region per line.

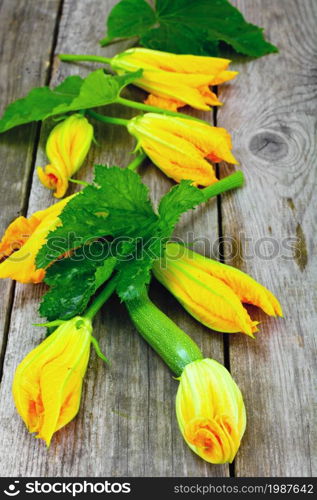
xmin=138 ymin=76 xmax=213 ymax=110
xmin=0 ymin=196 xmax=74 ymax=283
xmin=154 ymin=259 xmax=257 ymax=336
xmin=112 ymin=48 xmax=236 ymax=111
xmin=179 ymin=247 xmax=283 ymax=317
xmin=144 ymin=94 xmax=182 ymax=111
xmin=113 ymin=48 xmax=230 ymax=74
xmin=38 ymin=115 xmax=93 ymax=198
xmin=176 ymin=359 xmax=246 ymax=464
xmin=211 ymin=70 xmax=239 ymax=85
xmin=37 ymin=164 xmax=68 ymax=199
xmin=12 ymin=317 xmax=92 ymax=446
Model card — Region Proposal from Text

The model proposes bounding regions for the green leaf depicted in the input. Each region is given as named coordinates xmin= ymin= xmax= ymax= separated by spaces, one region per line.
xmin=115 ymin=181 xmax=208 ymax=301
xmin=95 ymin=257 xmax=117 ymax=290
xmin=36 ymin=166 xmax=159 ymax=269
xmin=116 ymin=252 xmax=154 ymax=301
xmin=0 ymin=76 xmax=82 ymax=133
xmin=36 ymin=167 xmax=222 ymax=305
xmin=0 ymin=70 xmax=141 ymax=133
xmin=106 ymin=0 xmax=156 ymax=41
xmin=40 ymin=242 xmax=116 ymax=321
xmin=103 ymin=0 xmax=278 ymax=58
xmin=53 ymin=70 xmax=141 ymax=114
xmin=158 ymin=180 xmax=205 ymax=238
xmin=142 ymin=24 xmax=219 ymax=56
xmin=115 ymin=236 xmax=164 ymax=301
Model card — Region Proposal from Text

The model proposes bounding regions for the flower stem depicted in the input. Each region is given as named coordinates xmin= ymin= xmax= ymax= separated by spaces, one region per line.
xmin=68 ymin=178 xmax=89 ymax=187
xmin=86 ymin=109 xmax=129 ymax=127
xmin=202 ymin=171 xmax=244 ymax=202
xmin=100 ymin=36 xmax=139 ymax=47
xmin=115 ymin=96 xmax=205 ymax=123
xmin=126 ymin=152 xmax=147 ymax=171
xmin=59 ymin=54 xmax=112 ymax=65
xmin=90 ymin=336 xmax=110 ymax=364
xmin=99 ymin=36 xmax=115 ymax=47
xmin=84 ymin=276 xmax=117 ymax=320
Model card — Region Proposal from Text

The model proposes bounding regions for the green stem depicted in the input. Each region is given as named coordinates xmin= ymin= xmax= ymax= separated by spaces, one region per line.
xmin=84 ymin=276 xmax=117 ymax=320
xmin=126 ymin=287 xmax=203 ymax=376
xmin=100 ymin=36 xmax=138 ymax=47
xmin=202 ymin=171 xmax=244 ymax=202
xmin=86 ymin=109 xmax=129 ymax=127
xmin=99 ymin=36 xmax=116 ymax=47
xmin=59 ymin=54 xmax=112 ymax=65
xmin=90 ymin=336 xmax=110 ymax=364
xmin=33 ymin=320 xmax=65 ymax=328
xmin=126 ymin=152 xmax=147 ymax=171
xmin=68 ymin=178 xmax=89 ymax=187
xmin=116 ymin=96 xmax=205 ymax=123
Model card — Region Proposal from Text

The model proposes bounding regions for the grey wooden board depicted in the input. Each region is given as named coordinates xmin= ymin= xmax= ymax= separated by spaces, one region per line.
xmin=0 ymin=0 xmax=227 ymax=476
xmin=0 ymin=0 xmax=315 ymax=478
xmin=217 ymin=0 xmax=317 ymax=477
xmin=0 ymin=0 xmax=62 ymax=367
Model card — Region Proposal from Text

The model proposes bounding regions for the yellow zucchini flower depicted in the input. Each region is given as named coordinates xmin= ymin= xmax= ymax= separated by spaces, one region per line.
xmin=111 ymin=48 xmax=238 ymax=111
xmin=176 ymin=358 xmax=246 ymax=464
xmin=153 ymin=243 xmax=283 ymax=336
xmin=37 ymin=114 xmax=93 ymax=198
xmin=13 ymin=317 xmax=92 ymax=446
xmin=127 ymin=113 xmax=237 ymax=186
xmin=0 ymin=196 xmax=74 ymax=283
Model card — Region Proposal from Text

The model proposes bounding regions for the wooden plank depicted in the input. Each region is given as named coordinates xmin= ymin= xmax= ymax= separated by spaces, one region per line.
xmin=0 ymin=0 xmax=227 ymax=477
xmin=0 ymin=0 xmax=62 ymax=365
xmin=218 ymin=0 xmax=317 ymax=477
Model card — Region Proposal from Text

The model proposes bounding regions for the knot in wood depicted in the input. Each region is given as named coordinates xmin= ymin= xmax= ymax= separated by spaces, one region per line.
xmin=249 ymin=131 xmax=289 ymax=160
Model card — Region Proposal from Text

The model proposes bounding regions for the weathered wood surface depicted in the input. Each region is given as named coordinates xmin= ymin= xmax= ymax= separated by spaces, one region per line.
xmin=0 ymin=0 xmax=62 ymax=369
xmin=218 ymin=0 xmax=317 ymax=477
xmin=0 ymin=0 xmax=315 ymax=477
xmin=0 ymin=0 xmax=225 ymax=477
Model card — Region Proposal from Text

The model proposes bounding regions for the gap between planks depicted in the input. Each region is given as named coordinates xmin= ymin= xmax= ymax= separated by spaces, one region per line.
xmin=214 ymin=88 xmax=236 ymax=479
xmin=0 ymin=0 xmax=65 ymax=382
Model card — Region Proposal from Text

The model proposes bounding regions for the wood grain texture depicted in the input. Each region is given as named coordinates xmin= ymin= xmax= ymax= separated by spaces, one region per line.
xmin=1 ymin=0 xmax=315 ymax=478
xmin=0 ymin=0 xmax=227 ymax=477
xmin=0 ymin=0 xmax=62 ymax=367
xmin=218 ymin=0 xmax=317 ymax=477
